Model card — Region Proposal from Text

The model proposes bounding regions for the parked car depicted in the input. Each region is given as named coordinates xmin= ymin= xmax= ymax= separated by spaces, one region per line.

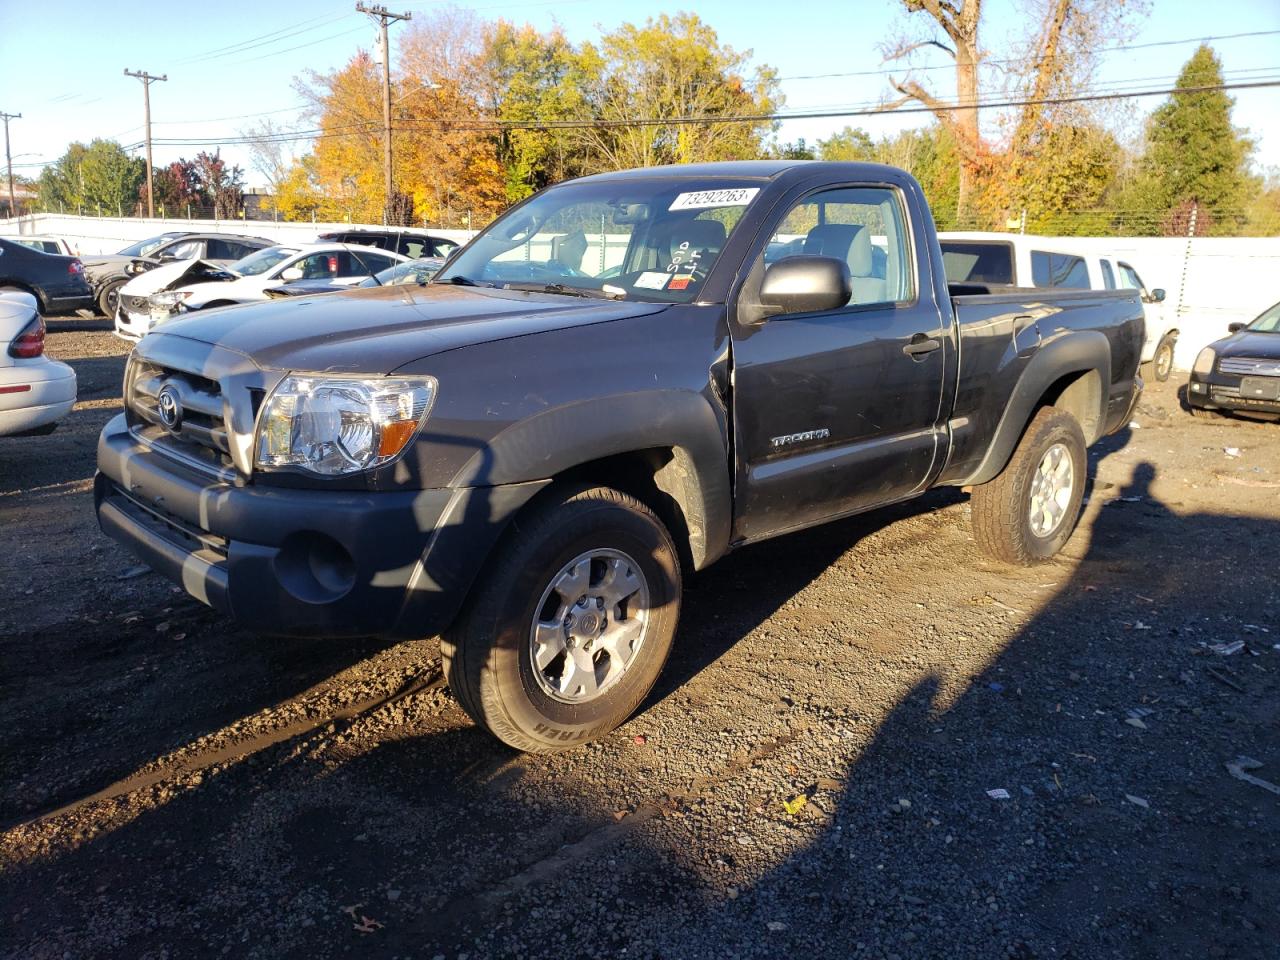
xmin=939 ymin=232 xmax=1176 ymax=381
xmin=1186 ymin=299 xmax=1280 ymax=421
xmin=81 ymin=232 xmax=273 ymax=319
xmin=11 ymin=235 xmax=76 ymax=256
xmin=96 ymin=159 xmax=1143 ymax=752
xmin=262 ymin=256 xmax=444 ymax=299
xmin=113 ymin=243 xmax=409 ymax=340
xmin=0 ymin=290 xmax=76 ymax=437
xmin=0 ymin=237 xmax=94 ymax=315
xmin=317 ymin=228 xmax=460 ymax=261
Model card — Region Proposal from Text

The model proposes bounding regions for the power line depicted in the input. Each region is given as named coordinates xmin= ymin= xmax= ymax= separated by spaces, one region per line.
xmin=175 ymin=11 xmax=354 ymax=64
xmin=778 ymin=28 xmax=1280 ymax=81
xmin=139 ymin=78 xmax=1280 ymax=148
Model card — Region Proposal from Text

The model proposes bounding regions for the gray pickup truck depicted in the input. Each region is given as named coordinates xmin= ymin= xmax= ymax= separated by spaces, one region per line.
xmin=96 ymin=161 xmax=1143 ymax=751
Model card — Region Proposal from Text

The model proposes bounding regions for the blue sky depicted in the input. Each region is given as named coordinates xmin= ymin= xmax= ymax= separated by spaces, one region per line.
xmin=1 ymin=0 xmax=1277 ymax=189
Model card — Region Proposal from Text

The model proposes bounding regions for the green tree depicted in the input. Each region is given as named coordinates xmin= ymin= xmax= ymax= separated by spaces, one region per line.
xmin=817 ymin=127 xmax=875 ymax=162
xmin=1130 ymin=44 xmax=1255 ymax=236
xmin=575 ymin=13 xmax=781 ymax=170
xmin=38 ymin=139 xmax=144 ymax=215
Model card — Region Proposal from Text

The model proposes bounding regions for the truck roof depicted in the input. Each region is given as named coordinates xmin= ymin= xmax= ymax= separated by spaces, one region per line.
xmin=572 ymin=159 xmax=911 ymax=183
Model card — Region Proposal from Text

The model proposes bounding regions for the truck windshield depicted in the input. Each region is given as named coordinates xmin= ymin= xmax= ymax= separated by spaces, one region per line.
xmin=939 ymin=241 xmax=1014 ymax=285
xmin=436 ymin=178 xmax=764 ymax=302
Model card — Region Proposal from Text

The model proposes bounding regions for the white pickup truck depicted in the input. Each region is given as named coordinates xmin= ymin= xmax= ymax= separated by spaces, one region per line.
xmin=939 ymin=232 xmax=1177 ymax=381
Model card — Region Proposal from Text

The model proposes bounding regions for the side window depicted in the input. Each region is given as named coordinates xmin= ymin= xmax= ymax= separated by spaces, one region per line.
xmin=292 ymin=253 xmax=336 ymax=279
xmin=1099 ymin=259 xmax=1116 ymax=290
xmin=356 ymin=253 xmax=396 ymax=274
xmin=207 ymin=238 xmax=251 ymax=260
xmin=160 ymin=239 xmax=202 ymax=260
xmin=766 ymin=186 xmax=914 ymax=307
xmin=1118 ymin=264 xmax=1144 ymax=291
xmin=1031 ymin=251 xmax=1089 ymax=289
xmin=432 ymin=239 xmax=458 ymax=258
xmin=399 ymin=238 xmax=428 ymax=259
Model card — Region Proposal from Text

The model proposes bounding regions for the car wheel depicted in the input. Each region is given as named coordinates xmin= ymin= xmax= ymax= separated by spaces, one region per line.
xmin=1189 ymin=406 xmax=1221 ymax=420
xmin=971 ymin=407 xmax=1087 ymax=565
xmin=1151 ymin=334 xmax=1176 ymax=382
xmin=441 ymin=485 xmax=681 ymax=753
xmin=98 ymin=279 xmax=126 ymax=318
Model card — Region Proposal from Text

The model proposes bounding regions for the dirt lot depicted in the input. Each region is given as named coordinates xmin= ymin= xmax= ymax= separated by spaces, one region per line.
xmin=1 ymin=323 xmax=1278 ymax=960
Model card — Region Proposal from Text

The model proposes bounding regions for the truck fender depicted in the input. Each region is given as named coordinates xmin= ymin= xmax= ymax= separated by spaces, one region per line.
xmin=449 ymin=390 xmax=733 ymax=570
xmin=964 ymin=331 xmax=1112 ymax=487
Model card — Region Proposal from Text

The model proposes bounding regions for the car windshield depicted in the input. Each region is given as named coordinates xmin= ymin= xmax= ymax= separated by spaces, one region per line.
xmin=1247 ymin=301 xmax=1280 ymax=332
xmin=435 ymin=178 xmax=764 ymax=302
xmin=118 ymin=233 xmax=188 ymax=257
xmin=363 ymin=258 xmax=442 ymax=287
xmin=229 ymin=246 xmax=298 ymax=277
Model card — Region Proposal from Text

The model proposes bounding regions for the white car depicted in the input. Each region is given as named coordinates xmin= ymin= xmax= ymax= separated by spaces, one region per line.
xmin=114 ymin=243 xmax=409 ymax=341
xmin=0 ymin=290 xmax=76 ymax=437
xmin=938 ymin=232 xmax=1177 ymax=380
xmin=10 ymin=235 xmax=76 ymax=257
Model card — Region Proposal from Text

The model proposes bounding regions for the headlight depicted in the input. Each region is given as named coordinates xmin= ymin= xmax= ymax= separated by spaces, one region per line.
xmin=1192 ymin=347 xmax=1216 ymax=376
xmin=255 ymin=375 xmax=436 ymax=476
xmin=149 ymin=290 xmax=192 ymax=308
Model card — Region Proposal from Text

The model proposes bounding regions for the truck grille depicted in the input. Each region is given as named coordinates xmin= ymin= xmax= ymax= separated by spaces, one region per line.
xmin=1219 ymin=357 xmax=1280 ymax=377
xmin=127 ymin=359 xmax=236 ymax=476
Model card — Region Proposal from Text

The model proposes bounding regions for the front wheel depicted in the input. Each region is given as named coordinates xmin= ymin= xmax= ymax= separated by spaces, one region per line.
xmin=98 ymin=279 xmax=126 ymax=318
xmin=971 ymin=408 xmax=1087 ymax=565
xmin=442 ymin=486 xmax=681 ymax=753
xmin=1150 ymin=334 xmax=1176 ymax=382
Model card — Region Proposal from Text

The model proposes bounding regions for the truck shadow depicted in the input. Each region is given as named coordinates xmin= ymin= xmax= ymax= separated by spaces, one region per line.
xmin=9 ymin=449 xmax=1276 ymax=957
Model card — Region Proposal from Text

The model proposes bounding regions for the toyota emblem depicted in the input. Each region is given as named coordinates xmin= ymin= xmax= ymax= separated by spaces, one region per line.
xmin=156 ymin=384 xmax=183 ymax=431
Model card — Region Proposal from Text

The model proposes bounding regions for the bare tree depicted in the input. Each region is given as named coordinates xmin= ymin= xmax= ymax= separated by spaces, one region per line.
xmin=241 ymin=119 xmax=296 ymax=194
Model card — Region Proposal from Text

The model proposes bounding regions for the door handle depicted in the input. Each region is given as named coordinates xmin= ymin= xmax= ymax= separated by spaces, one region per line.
xmin=903 ymin=334 xmax=941 ymax=358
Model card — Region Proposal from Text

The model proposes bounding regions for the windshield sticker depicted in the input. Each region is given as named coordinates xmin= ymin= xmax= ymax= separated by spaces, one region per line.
xmin=634 ymin=271 xmax=670 ymax=290
xmin=668 ymin=274 xmax=695 ymax=290
xmin=668 ymin=188 xmax=760 ymax=211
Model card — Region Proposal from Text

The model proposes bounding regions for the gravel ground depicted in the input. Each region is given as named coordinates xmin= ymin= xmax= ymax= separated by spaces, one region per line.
xmin=1 ymin=323 xmax=1278 ymax=960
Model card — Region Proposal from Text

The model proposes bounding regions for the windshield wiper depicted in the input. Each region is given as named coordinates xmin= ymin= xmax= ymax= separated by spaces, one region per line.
xmin=444 ymin=275 xmax=492 ymax=287
xmin=502 ymin=282 xmax=623 ymax=300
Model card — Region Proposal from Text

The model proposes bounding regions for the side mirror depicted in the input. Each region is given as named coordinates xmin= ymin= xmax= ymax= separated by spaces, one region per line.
xmin=1228 ymin=322 xmax=1246 ymax=333
xmin=280 ymin=267 xmax=304 ymax=281
xmin=1149 ymin=288 xmax=1166 ymax=303
xmin=759 ymin=256 xmax=851 ymax=316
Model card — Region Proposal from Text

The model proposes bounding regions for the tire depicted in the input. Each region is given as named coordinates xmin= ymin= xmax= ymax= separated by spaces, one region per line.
xmin=441 ymin=485 xmax=682 ymax=753
xmin=97 ymin=279 xmax=126 ymax=318
xmin=1150 ymin=334 xmax=1176 ymax=382
xmin=1189 ymin=405 xmax=1220 ymax=420
xmin=971 ymin=407 xmax=1087 ymax=565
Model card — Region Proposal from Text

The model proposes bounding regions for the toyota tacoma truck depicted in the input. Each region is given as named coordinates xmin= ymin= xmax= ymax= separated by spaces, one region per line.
xmin=95 ymin=161 xmax=1143 ymax=752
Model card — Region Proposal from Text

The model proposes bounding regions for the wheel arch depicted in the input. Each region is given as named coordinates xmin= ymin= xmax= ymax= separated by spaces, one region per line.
xmin=963 ymin=331 xmax=1111 ymax=486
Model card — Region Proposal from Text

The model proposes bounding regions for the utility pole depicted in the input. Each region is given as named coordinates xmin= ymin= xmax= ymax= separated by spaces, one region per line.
xmin=1 ymin=111 xmax=19 ymax=217
xmin=124 ymin=69 xmax=167 ymax=218
xmin=356 ymin=3 xmax=411 ymax=224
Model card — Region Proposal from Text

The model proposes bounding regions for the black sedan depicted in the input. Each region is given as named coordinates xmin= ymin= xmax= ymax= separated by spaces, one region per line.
xmin=1187 ymin=300 xmax=1280 ymax=420
xmin=0 ymin=237 xmax=94 ymax=315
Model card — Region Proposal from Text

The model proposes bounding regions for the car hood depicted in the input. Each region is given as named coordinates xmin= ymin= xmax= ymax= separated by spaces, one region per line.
xmin=121 ymin=258 xmax=231 ymax=297
xmin=1214 ymin=329 xmax=1280 ymax=360
xmin=149 ymin=284 xmax=670 ymax=374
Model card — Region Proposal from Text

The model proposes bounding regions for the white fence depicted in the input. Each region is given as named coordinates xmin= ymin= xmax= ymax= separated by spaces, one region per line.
xmin=2 ymin=213 xmax=1277 ymax=370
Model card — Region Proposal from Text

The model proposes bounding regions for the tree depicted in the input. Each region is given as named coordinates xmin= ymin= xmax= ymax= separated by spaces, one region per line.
xmin=574 ymin=13 xmax=781 ymax=170
xmin=148 ymin=159 xmax=201 ymax=215
xmin=191 ymin=150 xmax=246 ymax=219
xmin=37 ymin=140 xmax=144 ymax=215
xmin=817 ymin=127 xmax=875 ymax=162
xmin=241 ymin=119 xmax=297 ymax=195
xmin=1129 ymin=44 xmax=1256 ymax=236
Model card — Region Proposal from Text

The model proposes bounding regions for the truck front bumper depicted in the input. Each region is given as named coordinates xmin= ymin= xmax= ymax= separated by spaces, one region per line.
xmin=94 ymin=413 xmax=547 ymax=640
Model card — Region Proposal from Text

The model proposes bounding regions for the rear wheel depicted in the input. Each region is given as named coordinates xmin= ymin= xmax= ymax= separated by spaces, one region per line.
xmin=971 ymin=408 xmax=1087 ymax=565
xmin=441 ymin=486 xmax=681 ymax=753
xmin=1189 ymin=405 xmax=1221 ymax=420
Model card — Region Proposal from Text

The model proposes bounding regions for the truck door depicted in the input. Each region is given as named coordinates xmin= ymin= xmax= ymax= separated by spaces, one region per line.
xmin=730 ymin=185 xmax=950 ymax=541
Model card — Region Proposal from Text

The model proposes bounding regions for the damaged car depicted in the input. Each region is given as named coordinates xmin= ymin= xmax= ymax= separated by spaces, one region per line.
xmin=262 ymin=256 xmax=444 ymax=299
xmin=82 ymin=232 xmax=272 ymax=319
xmin=114 ymin=243 xmax=408 ymax=341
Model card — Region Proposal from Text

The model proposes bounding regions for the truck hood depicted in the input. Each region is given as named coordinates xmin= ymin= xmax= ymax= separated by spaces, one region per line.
xmin=148 ymin=284 xmax=670 ymax=373
xmin=120 ymin=258 xmax=231 ymax=297
xmin=1214 ymin=329 xmax=1280 ymax=360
